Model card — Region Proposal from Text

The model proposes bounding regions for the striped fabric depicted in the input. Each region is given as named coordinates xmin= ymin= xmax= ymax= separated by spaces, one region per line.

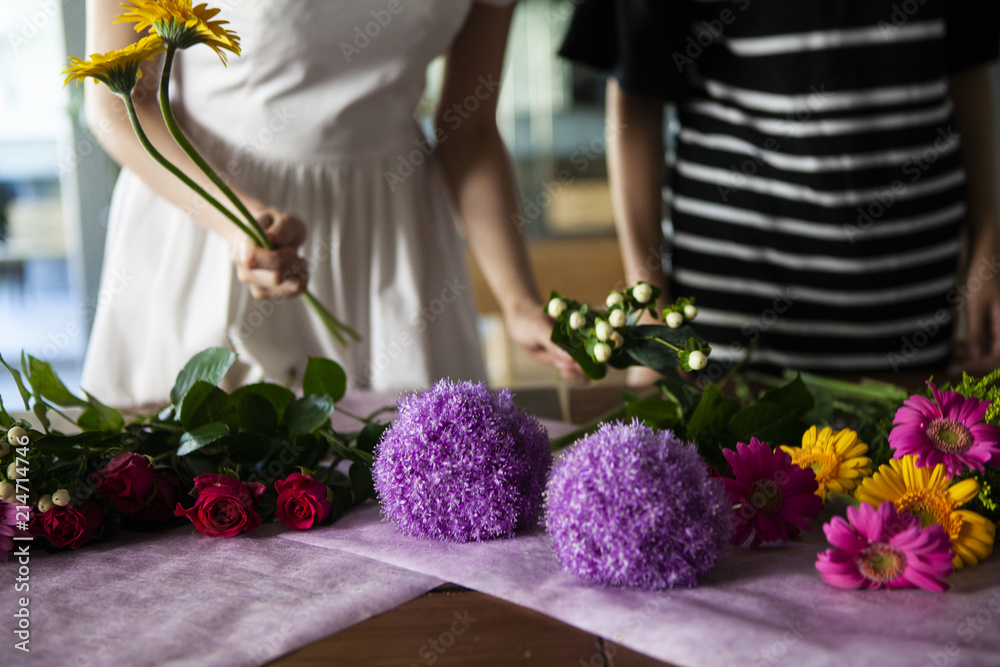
xmin=561 ymin=0 xmax=1000 ymax=374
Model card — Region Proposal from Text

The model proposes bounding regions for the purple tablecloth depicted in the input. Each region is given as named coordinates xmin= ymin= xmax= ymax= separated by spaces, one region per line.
xmin=2 ymin=523 xmax=443 ymax=667
xmin=282 ymin=503 xmax=1000 ymax=667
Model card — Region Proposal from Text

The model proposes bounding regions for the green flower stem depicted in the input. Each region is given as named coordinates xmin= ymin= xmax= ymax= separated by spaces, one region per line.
xmin=636 ymin=335 xmax=684 ymax=353
xmin=156 ymin=45 xmax=360 ymax=346
xmin=158 ymin=45 xmax=270 ymax=248
xmin=120 ymin=94 xmax=258 ymax=242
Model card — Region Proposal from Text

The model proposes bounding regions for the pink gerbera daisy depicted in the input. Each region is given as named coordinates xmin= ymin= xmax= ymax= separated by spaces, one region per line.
xmin=889 ymin=382 xmax=1000 ymax=477
xmin=720 ymin=438 xmax=824 ymax=547
xmin=816 ymin=501 xmax=953 ymax=592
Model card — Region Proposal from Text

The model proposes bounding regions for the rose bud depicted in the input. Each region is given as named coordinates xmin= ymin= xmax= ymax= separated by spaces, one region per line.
xmin=175 ymin=474 xmax=266 ymax=538
xmin=665 ymin=312 xmax=684 ymax=329
xmin=593 ymin=342 xmax=612 ymax=363
xmin=94 ymin=453 xmax=156 ymax=513
xmin=569 ymin=311 xmax=586 ymax=330
xmin=608 ymin=309 xmax=627 ymax=329
xmin=52 ymin=489 xmax=71 ymax=507
xmin=29 ymin=499 xmax=103 ymax=549
xmin=275 ymin=472 xmax=333 ymax=531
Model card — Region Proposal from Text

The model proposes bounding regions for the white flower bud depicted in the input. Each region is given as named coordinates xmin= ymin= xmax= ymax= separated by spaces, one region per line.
xmin=610 ymin=331 xmax=624 ymax=349
xmin=683 ymin=304 xmax=699 ymax=320
xmin=569 ymin=311 xmax=586 ymax=330
xmin=6 ymin=426 xmax=28 ymax=446
xmin=52 ymin=489 xmax=71 ymax=507
xmin=546 ymin=298 xmax=567 ymax=318
xmin=632 ymin=283 xmax=653 ymax=304
xmin=608 ymin=309 xmax=627 ymax=328
xmin=595 ymin=320 xmax=613 ymax=342
xmin=665 ymin=312 xmax=684 ymax=329
xmin=37 ymin=494 xmax=54 ymax=513
xmin=606 ymin=292 xmax=624 ymax=307
xmin=0 ymin=481 xmax=14 ymax=501
xmin=7 ymin=462 xmax=23 ymax=480
xmin=593 ymin=342 xmax=612 ymax=363
xmin=688 ymin=350 xmax=708 ymax=370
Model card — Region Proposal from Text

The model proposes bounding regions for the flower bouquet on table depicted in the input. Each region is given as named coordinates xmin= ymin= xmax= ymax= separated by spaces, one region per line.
xmin=0 ymin=348 xmax=378 ymax=555
xmin=539 ymin=282 xmax=999 ymax=593
xmin=62 ymin=0 xmax=357 ymax=345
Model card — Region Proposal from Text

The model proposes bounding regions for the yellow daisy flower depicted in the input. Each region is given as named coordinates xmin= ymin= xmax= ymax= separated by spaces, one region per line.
xmin=854 ymin=455 xmax=995 ymax=570
xmin=780 ymin=426 xmax=872 ymax=501
xmin=116 ymin=0 xmax=240 ymax=64
xmin=62 ymin=35 xmax=165 ymax=95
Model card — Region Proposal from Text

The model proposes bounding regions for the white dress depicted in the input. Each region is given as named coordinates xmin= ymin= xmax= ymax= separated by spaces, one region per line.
xmin=83 ymin=0 xmax=513 ymax=407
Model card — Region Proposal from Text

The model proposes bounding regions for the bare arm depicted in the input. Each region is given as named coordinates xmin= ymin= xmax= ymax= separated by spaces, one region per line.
xmin=84 ymin=0 xmax=305 ymax=299
xmin=435 ymin=2 xmax=581 ymax=381
xmin=607 ymin=80 xmax=668 ymax=297
xmin=949 ymin=64 xmax=1000 ymax=369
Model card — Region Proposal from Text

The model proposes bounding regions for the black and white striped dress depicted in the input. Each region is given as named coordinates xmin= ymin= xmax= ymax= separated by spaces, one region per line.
xmin=561 ymin=0 xmax=1000 ymax=374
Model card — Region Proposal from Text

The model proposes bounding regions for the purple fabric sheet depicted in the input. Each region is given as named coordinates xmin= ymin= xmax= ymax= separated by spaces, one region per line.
xmin=281 ymin=503 xmax=1000 ymax=667
xmin=1 ymin=524 xmax=442 ymax=667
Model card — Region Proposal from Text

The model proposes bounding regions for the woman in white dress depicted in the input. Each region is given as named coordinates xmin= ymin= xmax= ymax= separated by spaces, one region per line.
xmin=81 ymin=0 xmax=579 ymax=406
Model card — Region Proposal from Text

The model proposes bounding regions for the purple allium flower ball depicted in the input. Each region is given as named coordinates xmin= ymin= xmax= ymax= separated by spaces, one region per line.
xmin=545 ymin=421 xmax=731 ymax=590
xmin=373 ymin=380 xmax=551 ymax=542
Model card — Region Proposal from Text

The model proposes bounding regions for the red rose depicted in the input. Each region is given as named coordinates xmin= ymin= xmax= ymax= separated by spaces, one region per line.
xmin=29 ymin=500 xmax=103 ymax=549
xmin=175 ymin=474 xmax=265 ymax=538
xmin=137 ymin=470 xmax=183 ymax=524
xmin=275 ymin=472 xmax=332 ymax=531
xmin=95 ymin=453 xmax=155 ymax=513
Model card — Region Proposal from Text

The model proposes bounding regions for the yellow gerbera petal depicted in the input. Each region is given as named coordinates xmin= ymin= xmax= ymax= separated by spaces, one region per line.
xmin=61 ymin=34 xmax=165 ymax=95
xmin=117 ymin=0 xmax=240 ymax=64
xmin=782 ymin=426 xmax=871 ymax=502
xmin=854 ymin=455 xmax=995 ymax=569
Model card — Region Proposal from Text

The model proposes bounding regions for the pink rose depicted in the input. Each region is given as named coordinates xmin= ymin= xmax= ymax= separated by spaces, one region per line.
xmin=128 ymin=470 xmax=182 ymax=526
xmin=275 ymin=472 xmax=332 ymax=531
xmin=95 ymin=453 xmax=155 ymax=513
xmin=29 ymin=500 xmax=103 ymax=549
xmin=175 ymin=474 xmax=265 ymax=538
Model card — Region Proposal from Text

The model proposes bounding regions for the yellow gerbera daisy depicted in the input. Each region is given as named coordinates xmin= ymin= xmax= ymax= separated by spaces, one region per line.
xmin=780 ymin=426 xmax=872 ymax=501
xmin=854 ymin=455 xmax=995 ymax=570
xmin=116 ymin=0 xmax=240 ymax=64
xmin=62 ymin=35 xmax=165 ymax=95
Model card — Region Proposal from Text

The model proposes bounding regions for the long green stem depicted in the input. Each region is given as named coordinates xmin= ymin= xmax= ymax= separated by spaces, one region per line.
xmin=120 ymin=94 xmax=257 ymax=242
xmin=152 ymin=44 xmax=360 ymax=346
xmin=637 ymin=335 xmax=683 ymax=353
xmin=158 ymin=45 xmax=270 ymax=248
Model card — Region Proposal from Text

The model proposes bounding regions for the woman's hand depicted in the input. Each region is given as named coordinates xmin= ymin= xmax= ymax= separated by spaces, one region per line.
xmin=231 ymin=208 xmax=309 ymax=300
xmin=960 ymin=235 xmax=1000 ymax=373
xmin=505 ymin=300 xmax=587 ymax=383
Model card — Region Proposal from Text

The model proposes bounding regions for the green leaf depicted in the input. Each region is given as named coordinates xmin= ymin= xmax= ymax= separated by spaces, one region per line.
xmin=178 ymin=381 xmax=237 ymax=431
xmin=177 ymin=422 xmax=230 ymax=456
xmin=758 ymin=374 xmax=814 ymax=413
xmin=686 ymin=384 xmax=739 ymax=445
xmin=237 ymin=393 xmax=278 ymax=435
xmin=302 ymin=357 xmax=347 ymax=402
xmin=0 ymin=395 xmax=13 ymax=429
xmin=286 ymin=395 xmax=335 ymax=438
xmin=32 ymin=400 xmax=51 ymax=433
xmin=80 ymin=391 xmax=125 ymax=433
xmin=0 ymin=352 xmax=31 ymax=410
xmin=728 ymin=402 xmax=802 ymax=448
xmin=25 ymin=355 xmax=88 ymax=408
xmin=551 ymin=323 xmax=606 ymax=380
xmin=230 ymin=383 xmax=296 ymax=422
xmin=223 ymin=432 xmax=273 ymax=464
xmin=356 ymin=421 xmax=390 ymax=456
xmin=169 ymin=347 xmax=237 ymax=406
xmin=349 ymin=461 xmax=374 ymax=506
xmin=625 ymin=395 xmax=682 ymax=430
xmin=621 ymin=324 xmax=704 ymax=373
